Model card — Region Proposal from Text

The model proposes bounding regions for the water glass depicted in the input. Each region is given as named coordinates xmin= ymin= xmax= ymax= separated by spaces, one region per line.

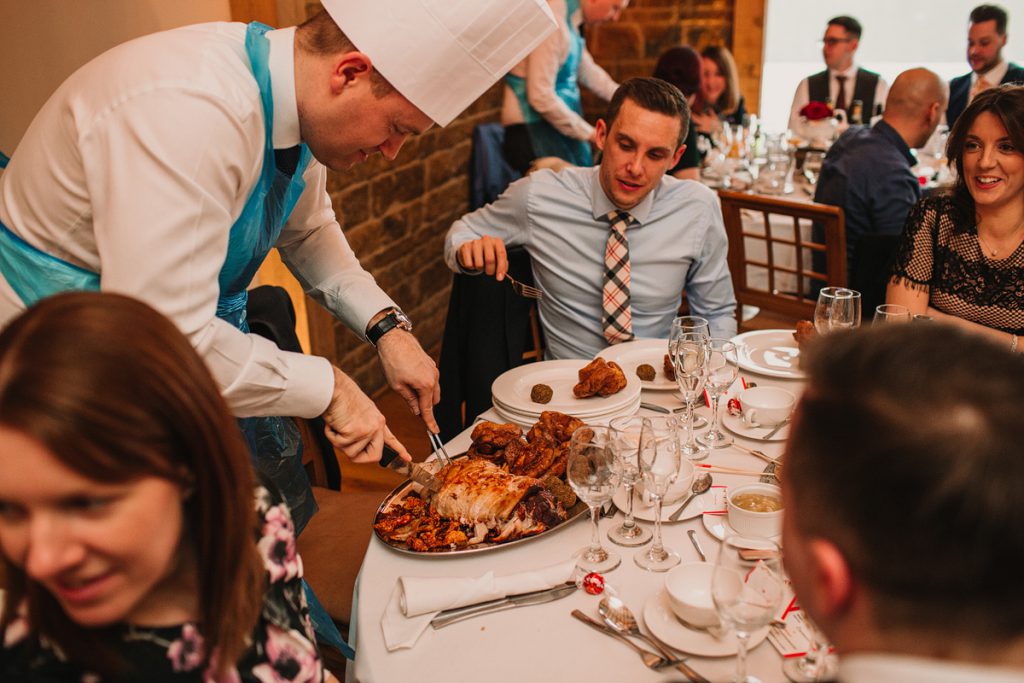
xmin=634 ymin=416 xmax=694 ymax=572
xmin=697 ymin=339 xmax=739 ymax=449
xmin=802 ymin=150 xmax=825 ymax=186
xmin=872 ymin=303 xmax=911 ymax=325
xmin=813 ymin=287 xmax=861 ymax=334
xmin=669 ymin=328 xmax=710 ymax=460
xmin=607 ymin=416 xmax=654 ymax=547
xmin=781 ymin=615 xmax=838 ymax=682
xmin=713 ymin=536 xmax=785 ymax=683
xmin=566 ymin=426 xmax=621 ymax=573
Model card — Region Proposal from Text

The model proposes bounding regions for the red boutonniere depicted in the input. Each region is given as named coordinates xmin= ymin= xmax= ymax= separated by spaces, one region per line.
xmin=799 ymin=101 xmax=834 ymax=121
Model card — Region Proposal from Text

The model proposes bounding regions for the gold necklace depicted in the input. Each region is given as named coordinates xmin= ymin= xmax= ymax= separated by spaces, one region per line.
xmin=977 ymin=215 xmax=1024 ymax=257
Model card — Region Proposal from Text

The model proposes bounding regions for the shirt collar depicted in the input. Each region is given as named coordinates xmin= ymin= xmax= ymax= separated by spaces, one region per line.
xmin=588 ymin=167 xmax=655 ymax=226
xmin=872 ymin=119 xmax=916 ymax=166
xmin=832 ymin=63 xmax=859 ymax=79
xmin=266 ymin=26 xmax=301 ymax=150
xmin=973 ymin=59 xmax=1008 ymax=85
xmin=840 ymin=653 xmax=1024 ymax=683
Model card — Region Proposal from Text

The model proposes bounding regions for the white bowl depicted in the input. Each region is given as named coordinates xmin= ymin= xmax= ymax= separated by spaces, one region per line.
xmin=727 ymin=483 xmax=784 ymax=538
xmin=664 ymin=561 xmax=719 ymax=628
xmin=740 ymin=386 xmax=795 ymax=427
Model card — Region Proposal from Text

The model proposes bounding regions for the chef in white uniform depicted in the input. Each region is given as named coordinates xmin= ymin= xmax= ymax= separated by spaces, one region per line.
xmin=0 ymin=0 xmax=556 ymax=532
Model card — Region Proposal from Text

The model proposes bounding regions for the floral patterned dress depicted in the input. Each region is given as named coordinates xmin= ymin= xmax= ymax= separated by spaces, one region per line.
xmin=1 ymin=486 xmax=324 ymax=682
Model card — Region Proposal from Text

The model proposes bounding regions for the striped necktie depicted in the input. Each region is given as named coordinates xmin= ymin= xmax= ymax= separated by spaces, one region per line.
xmin=602 ymin=210 xmax=637 ymax=345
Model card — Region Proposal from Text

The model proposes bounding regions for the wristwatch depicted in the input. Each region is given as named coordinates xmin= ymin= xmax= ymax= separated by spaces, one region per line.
xmin=367 ymin=308 xmax=413 ymax=346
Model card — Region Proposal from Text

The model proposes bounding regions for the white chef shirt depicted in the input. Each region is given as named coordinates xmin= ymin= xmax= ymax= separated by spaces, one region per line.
xmin=0 ymin=23 xmax=395 ymax=419
xmin=500 ymin=0 xmax=618 ymax=142
xmin=788 ymin=63 xmax=889 ymax=132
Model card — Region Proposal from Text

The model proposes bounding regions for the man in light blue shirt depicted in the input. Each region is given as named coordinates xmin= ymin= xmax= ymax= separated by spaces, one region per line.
xmin=444 ymin=77 xmax=736 ymax=360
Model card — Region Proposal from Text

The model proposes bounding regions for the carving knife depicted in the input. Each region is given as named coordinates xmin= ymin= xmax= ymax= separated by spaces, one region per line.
xmin=379 ymin=445 xmax=442 ymax=492
xmin=430 ymin=582 xmax=577 ymax=629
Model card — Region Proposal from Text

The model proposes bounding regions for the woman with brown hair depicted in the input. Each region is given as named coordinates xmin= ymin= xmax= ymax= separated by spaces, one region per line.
xmin=0 ymin=292 xmax=329 ymax=681
xmin=887 ymin=84 xmax=1024 ymax=351
xmin=653 ymin=46 xmax=705 ymax=180
xmin=694 ymin=45 xmax=747 ymax=133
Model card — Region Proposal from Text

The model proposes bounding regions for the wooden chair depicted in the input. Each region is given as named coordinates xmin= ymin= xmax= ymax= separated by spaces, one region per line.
xmin=717 ymin=189 xmax=846 ymax=331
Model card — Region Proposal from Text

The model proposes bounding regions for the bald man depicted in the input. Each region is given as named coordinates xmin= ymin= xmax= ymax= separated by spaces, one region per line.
xmin=812 ymin=68 xmax=947 ymax=304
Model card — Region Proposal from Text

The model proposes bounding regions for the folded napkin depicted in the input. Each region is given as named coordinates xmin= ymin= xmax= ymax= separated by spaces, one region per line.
xmin=381 ymin=559 xmax=576 ymax=651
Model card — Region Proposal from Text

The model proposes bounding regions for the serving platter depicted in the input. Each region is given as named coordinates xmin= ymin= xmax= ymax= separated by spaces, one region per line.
xmin=374 ymin=455 xmax=589 ymax=558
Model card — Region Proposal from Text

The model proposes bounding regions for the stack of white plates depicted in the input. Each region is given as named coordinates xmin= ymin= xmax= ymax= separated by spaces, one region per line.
xmin=491 ymin=359 xmax=642 ymax=426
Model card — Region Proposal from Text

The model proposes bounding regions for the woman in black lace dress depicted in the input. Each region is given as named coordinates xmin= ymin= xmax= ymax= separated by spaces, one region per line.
xmin=888 ymin=84 xmax=1024 ymax=351
xmin=0 ymin=292 xmax=330 ymax=682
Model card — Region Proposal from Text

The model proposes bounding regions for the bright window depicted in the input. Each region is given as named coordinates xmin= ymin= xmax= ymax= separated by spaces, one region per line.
xmin=758 ymin=0 xmax=1014 ymax=131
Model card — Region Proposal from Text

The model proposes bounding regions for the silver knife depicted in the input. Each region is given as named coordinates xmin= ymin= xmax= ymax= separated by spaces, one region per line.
xmin=430 ymin=582 xmax=577 ymax=629
xmin=378 ymin=445 xmax=442 ymax=492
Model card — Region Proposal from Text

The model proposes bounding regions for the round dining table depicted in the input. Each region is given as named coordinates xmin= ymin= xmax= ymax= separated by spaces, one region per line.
xmin=349 ymin=336 xmax=805 ymax=683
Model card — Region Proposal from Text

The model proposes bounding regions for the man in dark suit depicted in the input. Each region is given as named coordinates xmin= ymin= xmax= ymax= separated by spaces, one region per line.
xmin=788 ymin=16 xmax=888 ymax=131
xmin=947 ymin=4 xmax=1024 ymax=127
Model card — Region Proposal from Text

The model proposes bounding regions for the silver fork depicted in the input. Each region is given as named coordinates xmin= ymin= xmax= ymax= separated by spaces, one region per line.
xmin=505 ymin=274 xmax=543 ymax=300
xmin=427 ymin=431 xmax=453 ymax=466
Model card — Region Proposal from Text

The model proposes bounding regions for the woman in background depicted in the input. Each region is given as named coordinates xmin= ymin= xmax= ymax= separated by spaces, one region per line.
xmin=653 ymin=46 xmax=705 ymax=180
xmin=0 ymin=292 xmax=330 ymax=681
xmin=693 ymin=45 xmax=747 ymax=134
xmin=887 ymin=85 xmax=1024 ymax=351
xmin=502 ymin=0 xmax=623 ymax=174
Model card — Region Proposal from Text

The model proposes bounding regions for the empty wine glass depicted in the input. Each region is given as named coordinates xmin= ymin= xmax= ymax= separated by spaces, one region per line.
xmin=872 ymin=303 xmax=911 ymax=325
xmin=802 ymin=150 xmax=825 ymax=186
xmin=781 ymin=614 xmax=839 ymax=682
xmin=669 ymin=328 xmax=710 ymax=460
xmin=669 ymin=316 xmax=709 ymax=430
xmin=566 ymin=426 xmax=621 ymax=573
xmin=813 ymin=287 xmax=861 ymax=335
xmin=607 ymin=416 xmax=654 ymax=547
xmin=698 ymin=339 xmax=739 ymax=450
xmin=634 ymin=416 xmax=694 ymax=572
xmin=713 ymin=536 xmax=785 ymax=683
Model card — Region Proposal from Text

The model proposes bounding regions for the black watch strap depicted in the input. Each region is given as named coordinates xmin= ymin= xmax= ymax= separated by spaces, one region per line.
xmin=367 ymin=309 xmax=411 ymax=346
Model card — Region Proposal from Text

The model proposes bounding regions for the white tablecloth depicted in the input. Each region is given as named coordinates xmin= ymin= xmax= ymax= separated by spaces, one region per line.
xmin=349 ymin=371 xmax=804 ymax=683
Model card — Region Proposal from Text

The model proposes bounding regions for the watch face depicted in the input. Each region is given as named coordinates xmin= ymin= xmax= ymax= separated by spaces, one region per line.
xmin=393 ymin=309 xmax=412 ymax=329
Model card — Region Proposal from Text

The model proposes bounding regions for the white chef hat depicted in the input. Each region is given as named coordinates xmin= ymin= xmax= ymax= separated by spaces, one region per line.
xmin=321 ymin=0 xmax=557 ymax=127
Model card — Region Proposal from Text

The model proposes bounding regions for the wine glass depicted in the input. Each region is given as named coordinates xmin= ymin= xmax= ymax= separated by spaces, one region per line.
xmin=781 ymin=614 xmax=839 ymax=682
xmin=813 ymin=287 xmax=861 ymax=335
xmin=606 ymin=416 xmax=654 ymax=547
xmin=872 ymin=303 xmax=911 ymax=325
xmin=566 ymin=426 xmax=621 ymax=573
xmin=634 ymin=416 xmax=694 ymax=572
xmin=697 ymin=339 xmax=739 ymax=449
xmin=713 ymin=536 xmax=786 ymax=683
xmin=669 ymin=329 xmax=710 ymax=460
xmin=669 ymin=316 xmax=709 ymax=430
xmin=802 ymin=150 xmax=825 ymax=186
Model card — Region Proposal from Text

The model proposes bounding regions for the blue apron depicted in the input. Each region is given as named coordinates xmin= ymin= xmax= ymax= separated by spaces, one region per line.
xmin=0 ymin=22 xmax=316 ymax=534
xmin=505 ymin=0 xmax=592 ymax=166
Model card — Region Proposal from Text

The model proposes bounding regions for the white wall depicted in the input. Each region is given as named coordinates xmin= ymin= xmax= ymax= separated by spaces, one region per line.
xmin=0 ymin=0 xmax=231 ymax=155
xmin=758 ymin=0 xmax=1023 ymax=132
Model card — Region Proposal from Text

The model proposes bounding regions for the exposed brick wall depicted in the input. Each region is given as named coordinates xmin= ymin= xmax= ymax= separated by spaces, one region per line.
xmin=314 ymin=0 xmax=736 ymax=397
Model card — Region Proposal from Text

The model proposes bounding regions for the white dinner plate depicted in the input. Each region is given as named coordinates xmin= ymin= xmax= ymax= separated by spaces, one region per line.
xmin=611 ymin=485 xmax=714 ymax=522
xmin=732 ymin=329 xmax=804 ymax=379
xmin=597 ymin=338 xmax=676 ymax=391
xmin=492 ymin=396 xmax=641 ymax=428
xmin=491 ymin=360 xmax=641 ymax=416
xmin=721 ymin=411 xmax=791 ymax=442
xmin=701 ymin=511 xmax=782 ymax=544
xmin=644 ymin=589 xmax=770 ymax=657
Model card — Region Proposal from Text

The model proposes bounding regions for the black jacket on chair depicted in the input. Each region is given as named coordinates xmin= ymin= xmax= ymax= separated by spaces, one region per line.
xmin=436 ymin=248 xmax=537 ymax=442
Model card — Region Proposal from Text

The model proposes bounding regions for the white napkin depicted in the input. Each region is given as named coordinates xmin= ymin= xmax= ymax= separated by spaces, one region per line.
xmin=381 ymin=559 xmax=576 ymax=651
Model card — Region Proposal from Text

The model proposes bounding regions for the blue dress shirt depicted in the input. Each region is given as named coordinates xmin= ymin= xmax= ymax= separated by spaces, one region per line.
xmin=813 ymin=119 xmax=920 ymax=274
xmin=444 ymin=166 xmax=737 ymax=360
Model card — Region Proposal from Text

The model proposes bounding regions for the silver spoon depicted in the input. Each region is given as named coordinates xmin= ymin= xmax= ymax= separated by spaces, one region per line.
xmin=598 ymin=597 xmax=711 ymax=683
xmin=667 ymin=472 xmax=713 ymax=521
